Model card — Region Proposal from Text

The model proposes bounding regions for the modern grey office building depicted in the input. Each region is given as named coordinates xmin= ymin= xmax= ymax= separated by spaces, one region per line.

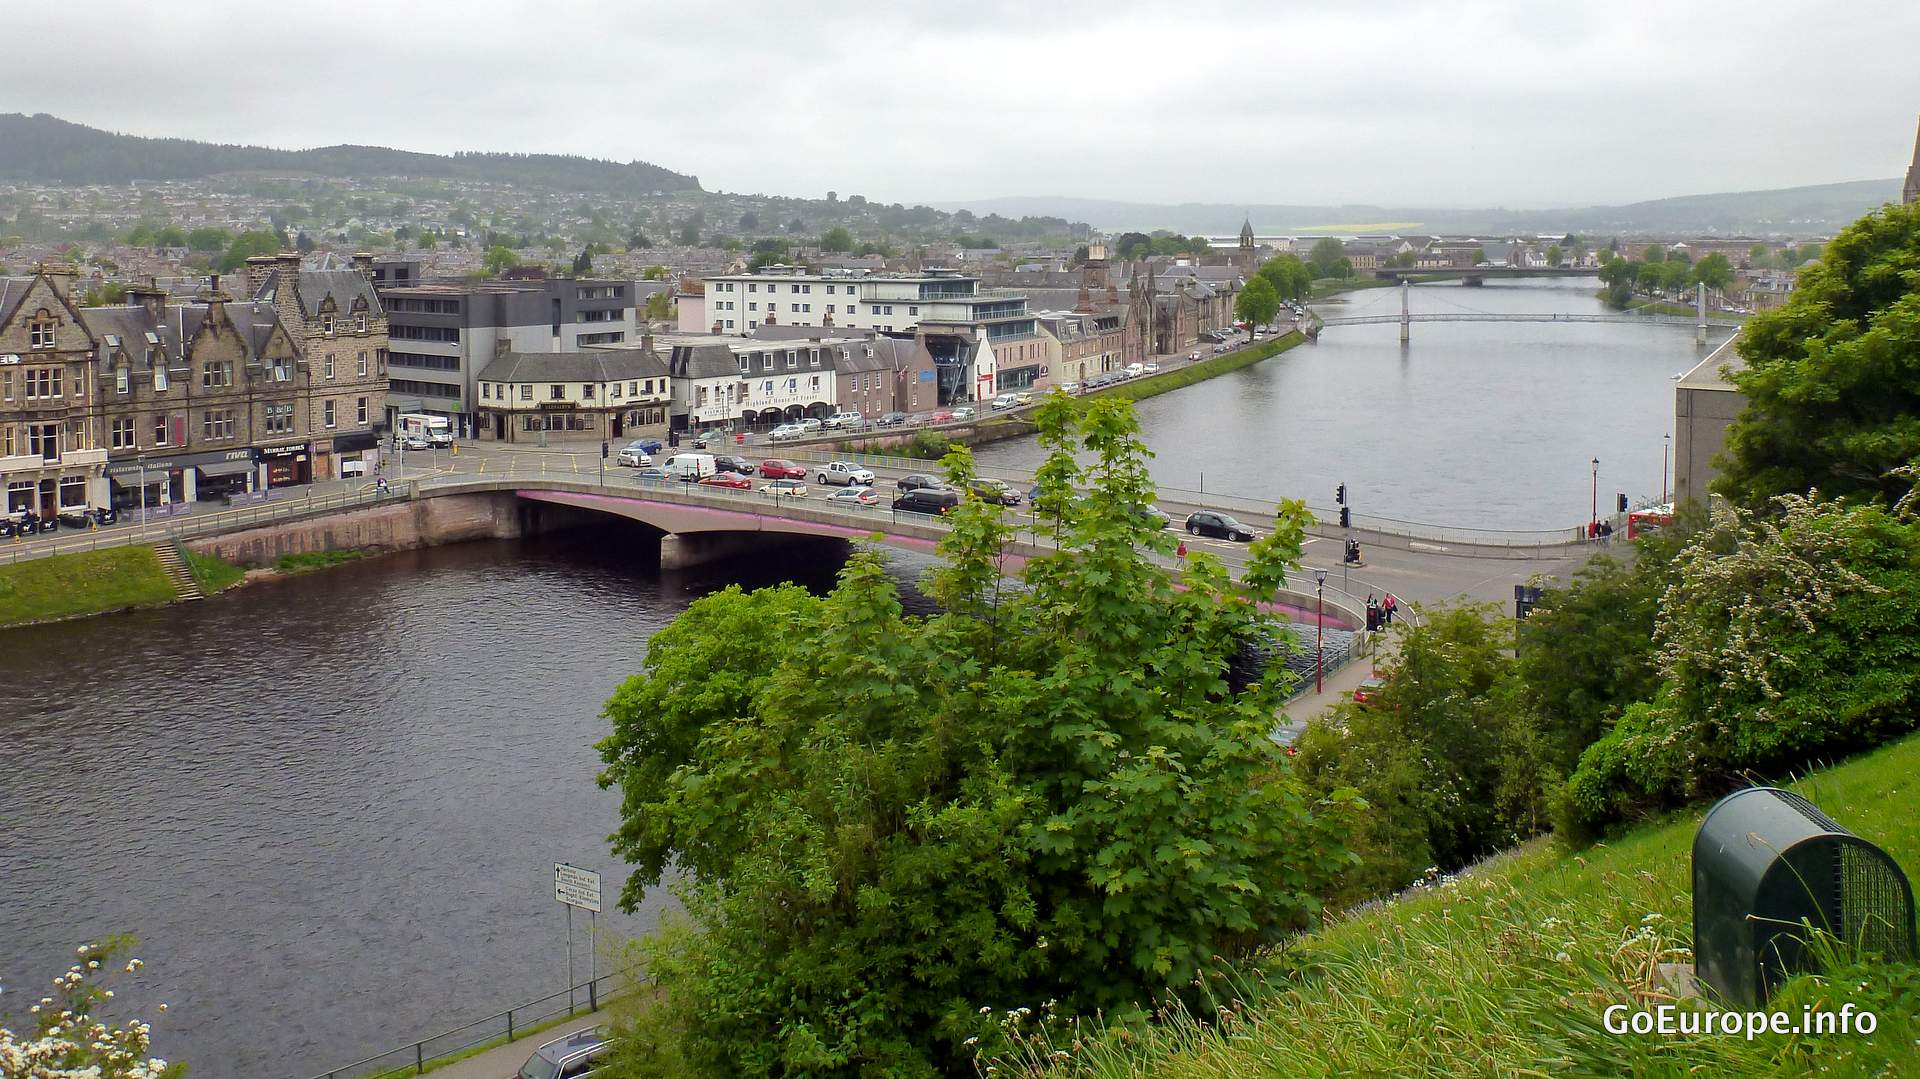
xmin=377 ymin=274 xmax=641 ymax=434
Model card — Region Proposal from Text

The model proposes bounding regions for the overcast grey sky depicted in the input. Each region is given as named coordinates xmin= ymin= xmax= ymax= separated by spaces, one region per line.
xmin=6 ymin=0 xmax=1917 ymax=208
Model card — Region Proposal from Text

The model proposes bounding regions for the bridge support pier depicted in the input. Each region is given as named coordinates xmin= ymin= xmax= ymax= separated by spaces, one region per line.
xmin=658 ymin=530 xmax=837 ymax=571
xmin=1399 ymin=280 xmax=1411 ymax=343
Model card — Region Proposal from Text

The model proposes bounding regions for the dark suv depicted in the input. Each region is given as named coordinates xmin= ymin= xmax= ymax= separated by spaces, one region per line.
xmin=893 ymin=487 xmax=962 ymax=516
xmin=516 ymin=1027 xmax=612 ymax=1079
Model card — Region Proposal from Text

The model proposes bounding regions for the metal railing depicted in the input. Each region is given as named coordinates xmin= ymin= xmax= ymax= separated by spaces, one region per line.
xmin=0 ymin=483 xmax=419 ymax=565
xmin=305 ymin=967 xmax=639 ymax=1079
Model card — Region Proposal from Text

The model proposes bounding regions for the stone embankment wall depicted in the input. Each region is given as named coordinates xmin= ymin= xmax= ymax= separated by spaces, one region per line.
xmin=184 ymin=492 xmax=602 ymax=566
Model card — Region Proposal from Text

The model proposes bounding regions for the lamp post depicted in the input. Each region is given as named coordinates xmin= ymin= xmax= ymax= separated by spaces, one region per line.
xmin=1662 ymin=433 xmax=1671 ymax=505
xmin=1315 ymin=570 xmax=1327 ymax=694
xmin=1590 ymin=456 xmax=1599 ymax=534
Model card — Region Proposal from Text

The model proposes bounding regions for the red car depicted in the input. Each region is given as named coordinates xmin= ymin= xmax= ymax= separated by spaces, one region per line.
xmin=698 ymin=471 xmax=753 ymax=490
xmin=929 ymin=409 xmax=955 ymax=424
xmin=1351 ymin=677 xmax=1386 ymax=705
xmin=758 ymin=459 xmax=806 ymax=480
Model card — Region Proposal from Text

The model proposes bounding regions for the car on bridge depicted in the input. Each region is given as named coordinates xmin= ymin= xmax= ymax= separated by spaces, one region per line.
xmin=822 ymin=411 xmax=864 ymax=430
xmin=758 ymin=459 xmax=806 ymax=480
xmin=760 ymin=479 xmax=809 ymax=497
xmin=768 ymin=423 xmax=806 ymax=442
xmin=615 ymin=441 xmax=653 ymax=467
xmin=1185 ymin=511 xmax=1255 ymax=542
xmin=893 ymin=487 xmax=961 ymax=516
xmin=967 ymin=478 xmax=1022 ymax=506
xmin=950 ymin=406 xmax=976 ymax=422
xmin=928 ymin=409 xmax=955 ymax=424
xmin=896 ymin=473 xmax=945 ymax=492
xmin=876 ymin=411 xmax=909 ymax=428
xmin=816 ymin=461 xmax=876 ymax=487
xmin=713 ymin=454 xmax=756 ymax=475
xmin=632 ymin=466 xmax=667 ymax=482
xmin=829 ymin=485 xmax=881 ymax=507
xmin=698 ymin=471 xmax=753 ymax=490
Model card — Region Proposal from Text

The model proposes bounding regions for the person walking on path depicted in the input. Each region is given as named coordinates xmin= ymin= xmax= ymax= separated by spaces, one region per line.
xmin=1382 ymin=593 xmax=1398 ymax=625
xmin=1366 ymin=594 xmax=1380 ymax=632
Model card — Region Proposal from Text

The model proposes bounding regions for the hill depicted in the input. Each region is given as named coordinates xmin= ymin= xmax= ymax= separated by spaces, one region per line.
xmin=941 ymin=178 xmax=1904 ymax=238
xmin=1007 ymin=731 xmax=1920 ymax=1077
xmin=0 ymin=113 xmax=701 ymax=196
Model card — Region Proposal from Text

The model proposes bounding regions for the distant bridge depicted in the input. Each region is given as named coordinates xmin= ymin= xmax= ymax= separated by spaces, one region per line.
xmin=1369 ymin=266 xmax=1599 ymax=282
xmin=1320 ymin=312 xmax=1742 ymax=330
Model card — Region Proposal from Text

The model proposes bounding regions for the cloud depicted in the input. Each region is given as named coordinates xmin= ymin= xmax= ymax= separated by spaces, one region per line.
xmin=2 ymin=0 xmax=1915 ymax=207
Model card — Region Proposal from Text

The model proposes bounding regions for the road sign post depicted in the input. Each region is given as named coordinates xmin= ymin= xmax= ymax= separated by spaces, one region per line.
xmin=555 ymin=863 xmax=602 ymax=1012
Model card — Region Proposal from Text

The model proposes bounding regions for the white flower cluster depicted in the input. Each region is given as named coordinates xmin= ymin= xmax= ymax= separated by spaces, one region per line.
xmin=0 ymin=944 xmax=173 ymax=1078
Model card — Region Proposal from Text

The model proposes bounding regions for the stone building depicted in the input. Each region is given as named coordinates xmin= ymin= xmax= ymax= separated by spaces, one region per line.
xmin=0 ymin=267 xmax=107 ymax=517
xmin=1905 ymin=114 xmax=1919 ymax=205
xmin=86 ymin=279 xmax=312 ymax=507
xmin=474 ymin=343 xmax=670 ymax=444
xmin=246 ymin=253 xmax=390 ymax=480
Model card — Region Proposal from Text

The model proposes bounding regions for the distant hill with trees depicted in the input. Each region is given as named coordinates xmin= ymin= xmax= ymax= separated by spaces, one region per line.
xmin=0 ymin=113 xmax=701 ymax=196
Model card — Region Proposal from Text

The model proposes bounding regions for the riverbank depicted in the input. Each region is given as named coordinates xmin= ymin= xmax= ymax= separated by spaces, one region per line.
xmin=0 ymin=545 xmax=178 ymax=628
xmin=1596 ymin=289 xmax=1753 ymax=321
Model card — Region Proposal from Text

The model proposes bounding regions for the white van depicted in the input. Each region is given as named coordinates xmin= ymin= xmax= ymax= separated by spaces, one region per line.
xmin=663 ymin=453 xmax=716 ymax=481
xmin=822 ymin=411 xmax=864 ymax=430
xmin=990 ymin=393 xmax=1020 ymax=411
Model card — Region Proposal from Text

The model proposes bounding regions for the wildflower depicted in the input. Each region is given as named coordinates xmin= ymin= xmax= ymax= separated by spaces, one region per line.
xmin=964 ymin=1036 xmax=979 ymax=1047
xmin=1555 ymin=952 xmax=1571 ymax=963
xmin=1641 ymin=912 xmax=1664 ymax=924
xmin=979 ymin=1006 xmax=991 ymax=1015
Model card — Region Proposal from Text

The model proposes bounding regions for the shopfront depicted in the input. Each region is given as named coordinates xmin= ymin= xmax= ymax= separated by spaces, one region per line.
xmin=259 ymin=442 xmax=313 ymax=489
xmin=195 ymin=453 xmax=257 ymax=501
xmin=329 ymin=431 xmax=381 ymax=479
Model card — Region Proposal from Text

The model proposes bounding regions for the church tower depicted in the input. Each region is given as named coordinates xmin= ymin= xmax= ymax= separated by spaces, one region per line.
xmin=1238 ymin=216 xmax=1256 ymax=265
xmin=1905 ymin=114 xmax=1920 ymax=205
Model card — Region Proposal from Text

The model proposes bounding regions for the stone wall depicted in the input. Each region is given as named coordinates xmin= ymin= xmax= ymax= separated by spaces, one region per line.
xmin=184 ymin=491 xmax=531 ymax=566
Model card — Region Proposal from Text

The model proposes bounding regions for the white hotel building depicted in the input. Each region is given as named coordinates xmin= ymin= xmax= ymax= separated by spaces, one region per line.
xmin=689 ymin=266 xmax=1045 ymax=405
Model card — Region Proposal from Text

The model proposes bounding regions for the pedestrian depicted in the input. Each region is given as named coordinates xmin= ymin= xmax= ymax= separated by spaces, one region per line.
xmin=1366 ymin=594 xmax=1380 ymax=631
xmin=1176 ymin=540 xmax=1187 ymax=559
xmin=1383 ymin=593 xmax=1397 ymax=625
xmin=1600 ymin=520 xmax=1613 ymax=547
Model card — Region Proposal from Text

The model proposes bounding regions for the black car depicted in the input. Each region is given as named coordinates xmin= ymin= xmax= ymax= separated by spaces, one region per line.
xmin=713 ymin=455 xmax=756 ymax=476
xmin=968 ymin=479 xmax=1022 ymax=506
xmin=1185 ymin=511 xmax=1255 ymax=541
xmin=896 ymin=473 xmax=945 ymax=492
xmin=876 ymin=412 xmax=908 ymax=428
xmin=893 ymin=487 xmax=962 ymax=516
xmin=1135 ymin=504 xmax=1172 ymax=529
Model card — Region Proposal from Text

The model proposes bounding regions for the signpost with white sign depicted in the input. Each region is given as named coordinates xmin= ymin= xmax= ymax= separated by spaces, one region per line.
xmin=554 ymin=863 xmax=603 ymax=1010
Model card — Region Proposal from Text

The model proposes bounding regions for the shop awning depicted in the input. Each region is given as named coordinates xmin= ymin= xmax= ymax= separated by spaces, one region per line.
xmin=196 ymin=459 xmax=255 ymax=478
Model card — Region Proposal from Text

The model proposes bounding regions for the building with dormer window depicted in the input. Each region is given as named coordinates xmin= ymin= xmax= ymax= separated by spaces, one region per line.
xmin=0 ymin=266 xmax=106 ymax=517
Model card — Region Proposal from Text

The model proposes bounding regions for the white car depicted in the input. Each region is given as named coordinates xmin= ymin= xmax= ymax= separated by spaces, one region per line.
xmin=768 ymin=423 xmax=805 ymax=442
xmin=615 ymin=443 xmax=652 ymax=467
xmin=1143 ymin=362 xmax=1160 ymax=373
xmin=816 ymin=460 xmax=877 ymax=487
xmin=949 ymin=406 xmax=975 ymax=421
xmin=799 ymin=417 xmax=824 ymax=433
xmin=400 ymin=436 xmax=431 ymax=451
xmin=822 ymin=411 xmax=864 ymax=430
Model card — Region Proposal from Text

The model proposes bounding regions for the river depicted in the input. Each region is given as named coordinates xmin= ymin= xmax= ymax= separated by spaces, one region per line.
xmin=976 ymin=276 xmax=1735 ymax=530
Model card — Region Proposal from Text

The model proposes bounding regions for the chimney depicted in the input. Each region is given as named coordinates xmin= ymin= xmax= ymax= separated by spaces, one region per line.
xmin=641 ymin=331 xmax=654 ymax=354
xmin=127 ymin=278 xmax=168 ymax=322
xmin=40 ymin=262 xmax=77 ymax=299
xmin=352 ymin=252 xmax=374 ymax=279
xmin=494 ymin=338 xmax=512 ymax=359
xmin=1075 ymin=285 xmax=1094 ymax=314
xmin=198 ymin=274 xmax=233 ymax=325
xmin=245 ymin=254 xmax=279 ymax=297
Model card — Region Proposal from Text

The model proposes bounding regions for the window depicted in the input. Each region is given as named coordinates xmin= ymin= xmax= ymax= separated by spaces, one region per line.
xmin=747 ymin=283 xmax=758 ymax=293
xmin=323 ymin=400 xmax=336 ymax=429
xmin=724 ymin=319 xmax=734 ymax=329
xmin=116 ymin=366 xmax=129 ymax=394
xmin=785 ymin=351 xmax=797 ymax=369
xmin=154 ymin=366 xmax=169 ymax=392
xmin=111 ymin=416 xmax=136 ymax=449
xmin=272 ymin=358 xmax=292 ymax=382
xmin=870 ymin=306 xmax=881 ymax=315
xmin=884 ymin=305 xmax=894 ymax=315
xmin=609 ymin=381 xmax=622 ymax=399
xmin=357 ymin=351 xmax=368 ymax=376
xmin=738 ymin=355 xmax=749 ymax=373
xmin=265 ymin=402 xmax=294 ymax=434
xmin=25 ymin=368 xmax=62 ymax=399
xmin=909 ymin=306 xmax=919 ymax=316
xmin=357 ymin=397 xmax=369 ymax=425
xmin=582 ymin=384 xmax=596 ymax=400
xmin=324 ymin=353 xmax=335 ymax=380
xmin=481 ymin=383 xmax=491 ymax=400
xmin=201 ymin=361 xmax=233 ymax=389
xmin=631 ymin=381 xmax=641 ymax=396
xmin=519 ymin=385 xmax=532 ymax=401
xmin=791 ymin=304 xmax=801 ymax=313
xmin=356 ymin=314 xmax=368 ymax=332
xmin=153 ymin=415 xmax=170 ymax=446
xmin=748 ymin=302 xmax=758 ymax=312
xmin=550 ymin=384 xmax=566 ymax=401
xmin=321 ymin=315 xmax=334 ymax=336
xmin=29 ymin=319 xmax=56 ymax=349
xmin=0 ymin=370 xmax=10 ymax=400
xmin=202 ymin=409 xmax=236 ymax=441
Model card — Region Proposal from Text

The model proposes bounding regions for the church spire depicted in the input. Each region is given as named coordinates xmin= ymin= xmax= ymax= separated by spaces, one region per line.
xmin=1905 ymin=113 xmax=1920 ymax=206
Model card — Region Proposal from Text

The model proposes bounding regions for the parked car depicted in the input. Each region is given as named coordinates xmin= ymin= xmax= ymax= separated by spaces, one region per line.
xmin=991 ymin=392 xmax=1020 ymax=411
xmin=1186 ymin=351 xmax=1203 ymax=362
xmin=632 ymin=466 xmax=667 ymax=482
xmin=1058 ymin=382 xmax=1081 ymax=395
xmin=968 ymin=478 xmax=1022 ymax=506
xmin=798 ymin=417 xmax=823 ymax=433
xmin=822 ymin=411 xmax=864 ymax=430
xmin=631 ymin=437 xmax=663 ymax=455
xmin=698 ymin=471 xmax=753 ymax=490
xmin=1184 ymin=511 xmax=1255 ymax=541
xmin=1014 ymin=391 xmax=1035 ymax=405
xmin=401 ymin=435 xmax=431 ymax=451
xmin=615 ymin=441 xmax=653 ymax=467
xmin=816 ymin=461 xmax=876 ymax=487
xmin=57 ymin=506 xmax=100 ymax=529
xmin=1143 ymin=362 xmax=1160 ymax=373
xmin=829 ymin=485 xmax=880 ymax=506
xmin=949 ymin=406 xmax=976 ymax=421
xmin=758 ymin=458 xmax=807 ymax=480
xmin=893 ymin=487 xmax=962 ymax=516
xmin=768 ymin=423 xmax=806 ymax=442
xmin=1352 ymin=677 xmax=1387 ymax=706
xmin=876 ymin=412 xmax=909 ymax=428
xmin=691 ymin=430 xmax=722 ymax=449
xmin=1126 ymin=363 xmax=1146 ymax=377
xmin=760 ymin=479 xmax=809 ymax=497
xmin=896 ymin=473 xmax=945 ymax=492
xmin=928 ymin=409 xmax=955 ymax=424
xmin=515 ymin=1027 xmax=613 ymax=1079
xmin=713 ymin=455 xmax=756 ymax=475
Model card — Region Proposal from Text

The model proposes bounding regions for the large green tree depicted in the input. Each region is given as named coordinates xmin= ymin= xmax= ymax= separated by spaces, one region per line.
xmin=217 ymin=230 xmax=280 ymax=273
xmin=1716 ymin=201 xmax=1920 ymax=508
xmin=1307 ymin=237 xmax=1347 ymax=279
xmin=821 ymin=226 xmax=853 ymax=253
xmin=482 ymin=244 xmax=520 ymax=275
xmin=598 ymin=396 xmax=1349 ymax=1076
xmin=1234 ymin=274 xmax=1281 ymax=329
xmin=1255 ymin=254 xmax=1312 ymax=301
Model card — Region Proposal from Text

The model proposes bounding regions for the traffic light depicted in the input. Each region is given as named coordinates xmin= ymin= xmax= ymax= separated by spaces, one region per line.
xmin=1339 ymin=506 xmax=1351 ymax=529
xmin=1335 ymin=483 xmax=1347 ymax=505
xmin=601 ymin=440 xmax=610 ymax=459
xmin=1617 ymin=493 xmax=1629 ymax=512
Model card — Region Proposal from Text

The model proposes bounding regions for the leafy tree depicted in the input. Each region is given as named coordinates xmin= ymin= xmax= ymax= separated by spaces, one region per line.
xmin=679 ymin=220 xmax=701 ymax=245
xmin=482 ymin=244 xmax=520 ymax=275
xmin=1691 ymin=252 xmax=1733 ymax=290
xmin=1642 ymin=244 xmax=1666 ymax=263
xmin=821 ymin=226 xmax=853 ymax=253
xmin=1234 ymin=274 xmax=1281 ymax=329
xmin=1545 ymin=244 xmax=1563 ymax=267
xmin=599 ymin=398 xmax=1350 ymax=1075
xmin=1562 ymin=495 xmax=1920 ymax=836
xmin=641 ymin=264 xmax=668 ymax=281
xmin=572 ymin=248 xmax=594 ymax=274
xmin=628 ymin=230 xmax=653 ymax=249
xmin=217 ymin=230 xmax=281 ymax=273
xmin=1112 ymin=231 xmax=1152 ymax=260
xmin=185 ymin=226 xmax=231 ymax=253
xmin=1307 ymin=237 xmax=1347 ymax=279
xmin=125 ymin=222 xmax=158 ymax=247
xmin=746 ymin=250 xmax=783 ymax=272
xmin=738 ymin=211 xmax=758 ymax=230
xmin=295 ymin=231 xmax=315 ymax=254
xmin=1255 ymin=254 xmax=1312 ymax=301
xmin=83 ymin=282 xmax=128 ymax=306
xmin=1717 ymin=202 xmax=1920 ymax=509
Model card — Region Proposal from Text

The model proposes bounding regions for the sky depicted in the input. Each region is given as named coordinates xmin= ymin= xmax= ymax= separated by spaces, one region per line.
xmin=4 ymin=0 xmax=1917 ymax=209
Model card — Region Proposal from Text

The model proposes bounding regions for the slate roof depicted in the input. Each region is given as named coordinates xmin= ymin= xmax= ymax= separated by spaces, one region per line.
xmin=478 ymin=348 xmax=666 ymax=383
xmin=83 ymin=300 xmax=288 ymax=366
xmin=255 ymin=269 xmax=384 ymax=318
xmin=666 ymin=343 xmax=742 ymax=381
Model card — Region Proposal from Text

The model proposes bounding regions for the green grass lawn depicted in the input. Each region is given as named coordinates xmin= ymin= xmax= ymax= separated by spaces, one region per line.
xmin=185 ymin=549 xmax=246 ymax=593
xmin=1084 ymin=331 xmax=1305 ymax=405
xmin=0 ymin=546 xmax=178 ymax=627
xmin=272 ymin=549 xmax=366 ymax=574
xmin=998 ymin=733 xmax=1920 ymax=1078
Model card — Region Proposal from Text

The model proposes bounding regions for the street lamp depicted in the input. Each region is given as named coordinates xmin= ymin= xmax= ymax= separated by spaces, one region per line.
xmin=1590 ymin=457 xmax=1599 ymax=534
xmin=1662 ymin=434 xmax=1671 ymax=505
xmin=1315 ymin=570 xmax=1327 ymax=694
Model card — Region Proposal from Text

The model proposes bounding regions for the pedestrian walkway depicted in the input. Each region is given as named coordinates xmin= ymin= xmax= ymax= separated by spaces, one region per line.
xmin=1275 ymin=631 xmax=1394 ymax=744
xmin=424 ymin=1014 xmax=604 ymax=1079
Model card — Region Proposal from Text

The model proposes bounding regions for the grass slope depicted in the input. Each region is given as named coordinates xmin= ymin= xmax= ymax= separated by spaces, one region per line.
xmin=1084 ymin=331 xmax=1306 ymax=405
xmin=0 ymin=546 xmax=177 ymax=627
xmin=1008 ymin=733 xmax=1920 ymax=1078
